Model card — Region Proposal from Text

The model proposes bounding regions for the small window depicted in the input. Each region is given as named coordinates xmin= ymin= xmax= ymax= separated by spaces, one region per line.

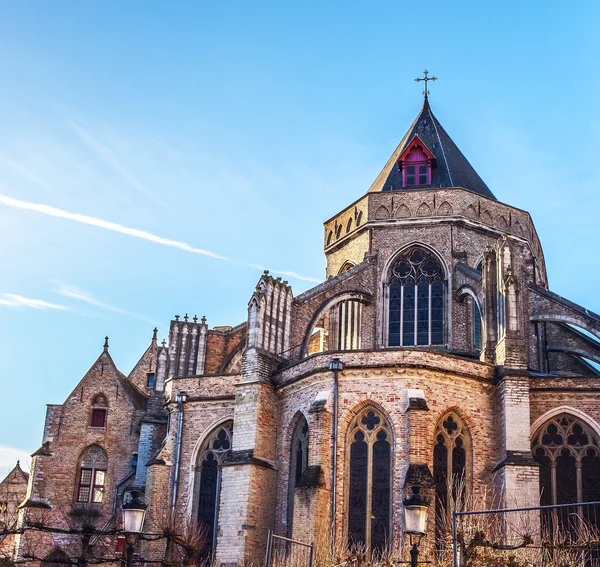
xmin=77 ymin=446 xmax=107 ymax=503
xmin=146 ymin=373 xmax=155 ymax=388
xmin=91 ymin=408 xmax=107 ymax=428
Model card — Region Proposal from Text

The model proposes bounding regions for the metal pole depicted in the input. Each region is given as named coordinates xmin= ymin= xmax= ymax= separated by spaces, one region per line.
xmin=410 ymin=542 xmax=419 ymax=567
xmin=452 ymin=511 xmax=458 ymax=567
xmin=308 ymin=543 xmax=314 ymax=567
xmin=330 ymin=365 xmax=339 ymax=546
xmin=265 ymin=529 xmax=273 ymax=567
xmin=126 ymin=538 xmax=134 ymax=567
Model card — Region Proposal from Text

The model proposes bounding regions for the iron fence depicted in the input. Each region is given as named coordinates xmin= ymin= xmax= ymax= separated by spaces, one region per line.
xmin=265 ymin=530 xmax=314 ymax=567
xmin=452 ymin=501 xmax=600 ymax=567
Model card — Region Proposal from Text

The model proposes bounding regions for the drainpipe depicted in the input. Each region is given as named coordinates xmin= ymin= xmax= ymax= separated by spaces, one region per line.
xmin=328 ymin=358 xmax=344 ymax=545
xmin=170 ymin=391 xmax=187 ymax=516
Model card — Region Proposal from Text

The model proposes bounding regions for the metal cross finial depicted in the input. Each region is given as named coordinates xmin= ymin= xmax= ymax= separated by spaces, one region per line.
xmin=414 ymin=69 xmax=438 ymax=99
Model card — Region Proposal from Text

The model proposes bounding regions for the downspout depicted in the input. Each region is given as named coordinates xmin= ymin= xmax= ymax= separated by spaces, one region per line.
xmin=328 ymin=358 xmax=344 ymax=547
xmin=170 ymin=391 xmax=187 ymax=516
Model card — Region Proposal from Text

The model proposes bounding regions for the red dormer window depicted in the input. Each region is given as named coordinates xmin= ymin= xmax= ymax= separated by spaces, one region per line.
xmin=398 ymin=135 xmax=435 ymax=188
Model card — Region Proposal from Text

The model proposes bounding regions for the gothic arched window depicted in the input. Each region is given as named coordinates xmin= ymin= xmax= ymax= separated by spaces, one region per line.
xmin=388 ymin=248 xmax=445 ymax=347
xmin=532 ymin=415 xmax=600 ymax=531
xmin=472 ymin=300 xmax=482 ymax=351
xmin=433 ymin=414 xmax=470 ymax=540
xmin=195 ymin=422 xmax=232 ymax=551
xmin=76 ymin=445 xmax=107 ymax=503
xmin=347 ymin=408 xmax=391 ymax=553
xmin=287 ymin=415 xmax=309 ymax=536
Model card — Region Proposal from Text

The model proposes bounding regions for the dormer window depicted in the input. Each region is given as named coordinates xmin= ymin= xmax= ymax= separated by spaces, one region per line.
xmin=398 ymin=135 xmax=435 ymax=188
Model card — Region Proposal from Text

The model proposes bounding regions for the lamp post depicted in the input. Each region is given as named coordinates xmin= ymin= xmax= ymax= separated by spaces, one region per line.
xmin=328 ymin=357 xmax=344 ymax=548
xmin=403 ymin=485 xmax=429 ymax=567
xmin=122 ymin=490 xmax=147 ymax=567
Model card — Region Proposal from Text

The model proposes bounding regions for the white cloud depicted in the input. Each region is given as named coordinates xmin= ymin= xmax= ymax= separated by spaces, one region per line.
xmin=0 ymin=193 xmax=321 ymax=283
xmin=0 ymin=293 xmax=68 ymax=311
xmin=0 ymin=445 xmax=31 ymax=476
xmin=56 ymin=284 xmax=157 ymax=324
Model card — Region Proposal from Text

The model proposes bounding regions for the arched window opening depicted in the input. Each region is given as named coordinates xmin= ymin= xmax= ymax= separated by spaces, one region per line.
xmin=195 ymin=422 xmax=232 ymax=552
xmin=306 ymin=300 xmax=362 ymax=356
xmin=347 ymin=408 xmax=391 ymax=554
xmin=473 ymin=300 xmax=482 ymax=351
xmin=287 ymin=416 xmax=309 ymax=536
xmin=42 ymin=549 xmax=70 ymax=567
xmin=91 ymin=394 xmax=108 ymax=428
xmin=532 ymin=415 xmax=600 ymax=534
xmin=433 ymin=414 xmax=469 ymax=543
xmin=76 ymin=446 xmax=107 ymax=503
xmin=388 ymin=248 xmax=445 ymax=347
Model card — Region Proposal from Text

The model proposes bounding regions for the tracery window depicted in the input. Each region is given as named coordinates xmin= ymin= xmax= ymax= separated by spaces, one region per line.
xmin=473 ymin=300 xmax=482 ymax=351
xmin=434 ymin=414 xmax=469 ymax=541
xmin=532 ymin=415 xmax=600 ymax=532
xmin=287 ymin=416 xmax=309 ymax=536
xmin=195 ymin=422 xmax=232 ymax=551
xmin=388 ymin=248 xmax=445 ymax=346
xmin=347 ymin=408 xmax=391 ymax=553
xmin=76 ymin=445 xmax=107 ymax=503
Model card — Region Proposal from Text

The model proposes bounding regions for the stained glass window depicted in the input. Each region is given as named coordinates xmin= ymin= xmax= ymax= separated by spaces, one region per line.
xmin=195 ymin=422 xmax=233 ymax=551
xmin=433 ymin=414 xmax=469 ymax=543
xmin=76 ymin=445 xmax=107 ymax=503
xmin=388 ymin=248 xmax=445 ymax=346
xmin=347 ymin=408 xmax=391 ymax=553
xmin=287 ymin=416 xmax=309 ymax=536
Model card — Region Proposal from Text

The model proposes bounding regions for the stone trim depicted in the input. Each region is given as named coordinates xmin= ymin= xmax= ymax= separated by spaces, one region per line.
xmin=222 ymin=450 xmax=278 ymax=470
xmin=492 ymin=450 xmax=539 ymax=473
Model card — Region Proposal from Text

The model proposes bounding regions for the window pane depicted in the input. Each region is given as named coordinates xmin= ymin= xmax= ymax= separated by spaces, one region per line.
xmin=80 ymin=469 xmax=92 ymax=485
xmin=348 ymin=431 xmax=368 ymax=548
xmin=91 ymin=409 xmax=106 ymax=428
xmin=92 ymin=487 xmax=104 ymax=503
xmin=419 ymin=174 xmax=427 ymax=185
xmin=473 ymin=301 xmax=482 ymax=350
xmin=407 ymin=166 xmax=415 ymax=174
xmin=198 ymin=453 xmax=219 ymax=548
xmin=431 ymin=282 xmax=444 ymax=344
xmin=388 ymin=285 xmax=402 ymax=347
xmin=371 ymin=431 xmax=390 ymax=553
xmin=406 ymin=175 xmax=415 ymax=185
xmin=434 ymin=435 xmax=448 ymax=542
xmin=78 ymin=486 xmax=90 ymax=502
xmin=402 ymin=285 xmax=415 ymax=346
xmin=417 ymin=281 xmax=429 ymax=345
xmin=419 ymin=165 xmax=427 ymax=174
xmin=94 ymin=470 xmax=105 ymax=487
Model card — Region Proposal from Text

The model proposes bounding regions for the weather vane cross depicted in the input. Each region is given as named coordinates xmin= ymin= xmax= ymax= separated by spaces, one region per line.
xmin=415 ymin=69 xmax=438 ymax=99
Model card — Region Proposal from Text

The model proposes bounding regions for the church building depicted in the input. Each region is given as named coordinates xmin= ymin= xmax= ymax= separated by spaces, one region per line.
xmin=10 ymin=85 xmax=600 ymax=566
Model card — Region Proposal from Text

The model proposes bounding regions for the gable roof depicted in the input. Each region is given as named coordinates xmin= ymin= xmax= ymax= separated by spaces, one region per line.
xmin=367 ymin=99 xmax=496 ymax=199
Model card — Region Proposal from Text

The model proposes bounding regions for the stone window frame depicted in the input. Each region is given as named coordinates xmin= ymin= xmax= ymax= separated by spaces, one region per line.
xmin=191 ymin=420 xmax=233 ymax=551
xmin=381 ymin=244 xmax=448 ymax=348
xmin=90 ymin=394 xmax=108 ymax=429
xmin=456 ymin=286 xmax=484 ymax=353
xmin=75 ymin=445 xmax=107 ymax=504
xmin=532 ymin=413 xmax=600 ymax=506
xmin=301 ymin=291 xmax=371 ymax=358
xmin=287 ymin=412 xmax=309 ymax=537
xmin=344 ymin=405 xmax=393 ymax=554
xmin=433 ymin=411 xmax=472 ymax=541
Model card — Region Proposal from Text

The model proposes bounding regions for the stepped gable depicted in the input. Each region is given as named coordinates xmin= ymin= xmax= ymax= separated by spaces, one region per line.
xmin=367 ymin=98 xmax=496 ymax=199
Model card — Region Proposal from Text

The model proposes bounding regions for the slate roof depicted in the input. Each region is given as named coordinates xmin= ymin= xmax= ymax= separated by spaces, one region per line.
xmin=367 ymin=99 xmax=496 ymax=200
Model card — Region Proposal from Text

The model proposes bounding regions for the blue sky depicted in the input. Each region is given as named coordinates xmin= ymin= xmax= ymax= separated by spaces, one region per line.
xmin=1 ymin=0 xmax=600 ymax=473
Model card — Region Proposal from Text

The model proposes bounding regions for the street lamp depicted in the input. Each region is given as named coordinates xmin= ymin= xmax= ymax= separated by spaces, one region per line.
xmin=403 ymin=485 xmax=429 ymax=567
xmin=122 ymin=490 xmax=147 ymax=567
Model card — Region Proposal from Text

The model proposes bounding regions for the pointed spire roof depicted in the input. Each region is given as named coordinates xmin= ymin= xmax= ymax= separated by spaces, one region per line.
xmin=368 ymin=99 xmax=495 ymax=200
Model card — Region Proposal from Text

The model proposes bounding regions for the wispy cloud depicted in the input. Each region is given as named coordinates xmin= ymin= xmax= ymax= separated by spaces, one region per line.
xmin=71 ymin=123 xmax=164 ymax=206
xmin=0 ymin=293 xmax=68 ymax=311
xmin=56 ymin=284 xmax=157 ymax=324
xmin=0 ymin=193 xmax=321 ymax=283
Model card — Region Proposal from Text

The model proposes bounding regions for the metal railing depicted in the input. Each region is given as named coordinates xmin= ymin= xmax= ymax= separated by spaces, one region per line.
xmin=265 ymin=530 xmax=314 ymax=567
xmin=452 ymin=501 xmax=600 ymax=567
